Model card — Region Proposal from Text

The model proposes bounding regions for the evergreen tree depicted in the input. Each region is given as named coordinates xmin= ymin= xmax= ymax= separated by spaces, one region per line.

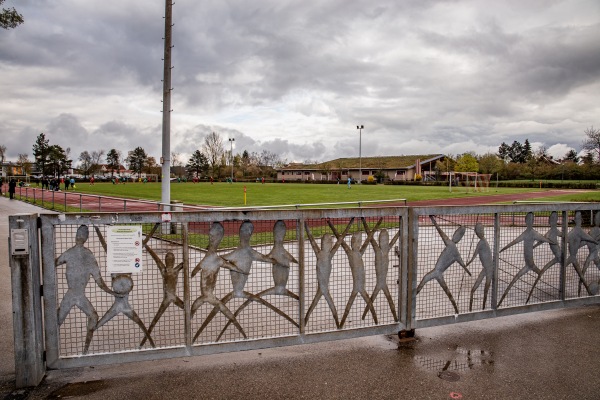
xmin=510 ymin=141 xmax=524 ymax=163
xmin=497 ymin=142 xmax=511 ymax=162
xmin=32 ymin=133 xmax=50 ymax=176
xmin=47 ymin=145 xmax=71 ymax=178
xmin=564 ymin=149 xmax=579 ymax=163
xmin=522 ymin=139 xmax=533 ymax=161
xmin=106 ymin=149 xmax=121 ymax=177
xmin=126 ymin=147 xmax=147 ymax=178
xmin=186 ymin=150 xmax=208 ymax=178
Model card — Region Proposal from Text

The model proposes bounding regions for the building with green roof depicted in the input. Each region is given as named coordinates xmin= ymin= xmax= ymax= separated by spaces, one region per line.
xmin=277 ymin=154 xmax=445 ymax=183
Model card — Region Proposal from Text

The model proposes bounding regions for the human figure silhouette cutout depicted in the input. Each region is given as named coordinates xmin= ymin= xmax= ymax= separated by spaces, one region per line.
xmin=191 ymin=222 xmax=249 ymax=342
xmin=304 ymin=219 xmax=354 ymax=329
xmin=140 ymin=246 xmax=184 ymax=347
xmin=96 ymin=274 xmax=155 ymax=348
xmin=465 ymin=223 xmax=494 ymax=311
xmin=498 ymin=212 xmax=556 ymax=306
xmin=328 ymin=220 xmax=378 ymax=328
xmin=416 ymin=216 xmax=470 ymax=314
xmin=526 ymin=211 xmax=563 ymax=303
xmin=55 ymin=224 xmax=115 ymax=354
xmin=362 ymin=227 xmax=400 ymax=321
xmin=566 ymin=211 xmax=597 ymax=296
xmin=580 ymin=212 xmax=600 ymax=295
xmin=194 ymin=221 xmax=294 ymax=342
xmin=216 ymin=220 xmax=300 ymax=340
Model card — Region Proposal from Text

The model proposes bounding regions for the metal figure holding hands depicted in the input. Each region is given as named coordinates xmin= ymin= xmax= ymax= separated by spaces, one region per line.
xmin=566 ymin=211 xmax=597 ymax=296
xmin=580 ymin=212 xmax=600 ymax=295
xmin=304 ymin=219 xmax=354 ymax=329
xmin=465 ymin=223 xmax=494 ymax=311
xmin=140 ymin=246 xmax=184 ymax=347
xmin=55 ymin=225 xmax=115 ymax=354
xmin=526 ymin=211 xmax=563 ymax=303
xmin=328 ymin=221 xmax=378 ymax=328
xmin=191 ymin=222 xmax=249 ymax=341
xmin=195 ymin=221 xmax=295 ymax=341
xmin=216 ymin=220 xmax=300 ymax=339
xmin=362 ymin=227 xmax=400 ymax=321
xmin=417 ymin=216 xmax=470 ymax=314
xmin=96 ymin=274 xmax=155 ymax=348
xmin=498 ymin=212 xmax=556 ymax=306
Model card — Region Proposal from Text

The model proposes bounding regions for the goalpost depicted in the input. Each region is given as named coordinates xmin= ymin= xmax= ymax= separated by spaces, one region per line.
xmin=454 ymin=172 xmax=491 ymax=193
xmin=464 ymin=172 xmax=491 ymax=192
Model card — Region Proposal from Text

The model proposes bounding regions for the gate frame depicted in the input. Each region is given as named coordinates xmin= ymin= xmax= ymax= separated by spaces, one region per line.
xmin=34 ymin=207 xmax=409 ymax=372
xmin=10 ymin=202 xmax=600 ymax=387
xmin=408 ymin=204 xmax=600 ymax=330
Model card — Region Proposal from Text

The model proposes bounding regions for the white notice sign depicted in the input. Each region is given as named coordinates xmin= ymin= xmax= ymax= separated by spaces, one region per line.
xmin=106 ymin=225 xmax=143 ymax=273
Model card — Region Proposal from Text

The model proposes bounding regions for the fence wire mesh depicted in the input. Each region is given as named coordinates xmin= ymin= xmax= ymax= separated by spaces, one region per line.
xmin=43 ymin=205 xmax=600 ymax=363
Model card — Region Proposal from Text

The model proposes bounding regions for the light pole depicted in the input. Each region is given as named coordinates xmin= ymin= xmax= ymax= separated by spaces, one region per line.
xmin=357 ymin=125 xmax=364 ymax=184
xmin=228 ymin=138 xmax=235 ymax=182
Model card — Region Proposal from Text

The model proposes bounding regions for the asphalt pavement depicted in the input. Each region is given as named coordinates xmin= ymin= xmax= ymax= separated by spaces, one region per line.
xmin=1 ymin=196 xmax=599 ymax=399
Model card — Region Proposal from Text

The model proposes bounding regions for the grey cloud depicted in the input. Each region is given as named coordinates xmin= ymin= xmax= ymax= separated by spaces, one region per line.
xmin=2 ymin=0 xmax=599 ymax=166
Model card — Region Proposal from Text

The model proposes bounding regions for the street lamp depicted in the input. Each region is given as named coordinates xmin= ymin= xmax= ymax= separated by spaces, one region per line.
xmin=357 ymin=125 xmax=364 ymax=184
xmin=228 ymin=138 xmax=235 ymax=182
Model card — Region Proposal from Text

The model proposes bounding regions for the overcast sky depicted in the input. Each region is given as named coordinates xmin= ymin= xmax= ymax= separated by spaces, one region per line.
xmin=2 ymin=0 xmax=599 ymax=166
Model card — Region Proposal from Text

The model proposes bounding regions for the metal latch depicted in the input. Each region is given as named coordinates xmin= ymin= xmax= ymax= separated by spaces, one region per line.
xmin=11 ymin=229 xmax=29 ymax=255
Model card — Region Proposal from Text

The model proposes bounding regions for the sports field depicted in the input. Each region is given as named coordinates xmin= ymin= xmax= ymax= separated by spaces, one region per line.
xmin=67 ymin=181 xmax=600 ymax=207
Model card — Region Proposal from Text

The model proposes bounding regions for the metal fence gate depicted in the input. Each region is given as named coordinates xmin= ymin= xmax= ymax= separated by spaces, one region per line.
xmin=9 ymin=203 xmax=600 ymax=387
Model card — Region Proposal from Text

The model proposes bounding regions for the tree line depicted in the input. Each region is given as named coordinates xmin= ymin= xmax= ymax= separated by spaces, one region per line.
xmin=2 ymin=131 xmax=285 ymax=181
xmin=437 ymin=126 xmax=600 ymax=181
xmin=3 ymin=127 xmax=598 ymax=181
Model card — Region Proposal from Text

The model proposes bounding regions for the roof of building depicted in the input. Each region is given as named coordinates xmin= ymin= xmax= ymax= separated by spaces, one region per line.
xmin=280 ymin=154 xmax=444 ymax=170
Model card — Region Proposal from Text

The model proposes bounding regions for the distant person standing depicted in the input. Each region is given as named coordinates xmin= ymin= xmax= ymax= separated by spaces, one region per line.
xmin=0 ymin=176 xmax=3 ymax=195
xmin=347 ymin=177 xmax=352 ymax=189
xmin=70 ymin=177 xmax=75 ymax=189
xmin=9 ymin=178 xmax=16 ymax=199
xmin=90 ymin=176 xmax=95 ymax=185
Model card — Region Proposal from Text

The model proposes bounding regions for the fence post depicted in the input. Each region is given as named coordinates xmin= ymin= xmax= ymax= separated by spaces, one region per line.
xmin=560 ymin=211 xmax=568 ymax=300
xmin=9 ymin=213 xmax=45 ymax=387
xmin=405 ymin=208 xmax=419 ymax=331
xmin=491 ymin=212 xmax=501 ymax=310
xmin=298 ymin=215 xmax=306 ymax=334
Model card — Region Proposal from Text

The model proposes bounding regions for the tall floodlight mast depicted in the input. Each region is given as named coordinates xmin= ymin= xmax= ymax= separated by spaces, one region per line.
xmin=161 ymin=0 xmax=173 ymax=210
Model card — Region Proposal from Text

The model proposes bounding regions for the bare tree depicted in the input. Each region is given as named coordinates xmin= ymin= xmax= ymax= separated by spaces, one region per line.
xmin=0 ymin=144 xmax=6 ymax=163
xmin=171 ymin=151 xmax=185 ymax=178
xmin=17 ymin=153 xmax=31 ymax=174
xmin=91 ymin=150 xmax=105 ymax=176
xmin=202 ymin=132 xmax=224 ymax=177
xmin=79 ymin=151 xmax=93 ymax=178
xmin=581 ymin=126 xmax=600 ymax=162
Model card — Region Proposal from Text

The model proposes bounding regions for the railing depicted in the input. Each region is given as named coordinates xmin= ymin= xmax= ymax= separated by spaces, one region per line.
xmin=8 ymin=202 xmax=600 ymax=387
xmin=11 ymin=185 xmax=407 ymax=212
xmin=12 ymin=186 xmax=166 ymax=212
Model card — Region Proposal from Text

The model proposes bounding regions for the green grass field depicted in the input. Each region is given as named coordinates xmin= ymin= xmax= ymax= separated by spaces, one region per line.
xmin=63 ymin=181 xmax=600 ymax=207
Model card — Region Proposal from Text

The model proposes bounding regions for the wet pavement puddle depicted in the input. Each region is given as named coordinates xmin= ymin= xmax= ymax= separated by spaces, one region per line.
xmin=413 ymin=345 xmax=494 ymax=381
